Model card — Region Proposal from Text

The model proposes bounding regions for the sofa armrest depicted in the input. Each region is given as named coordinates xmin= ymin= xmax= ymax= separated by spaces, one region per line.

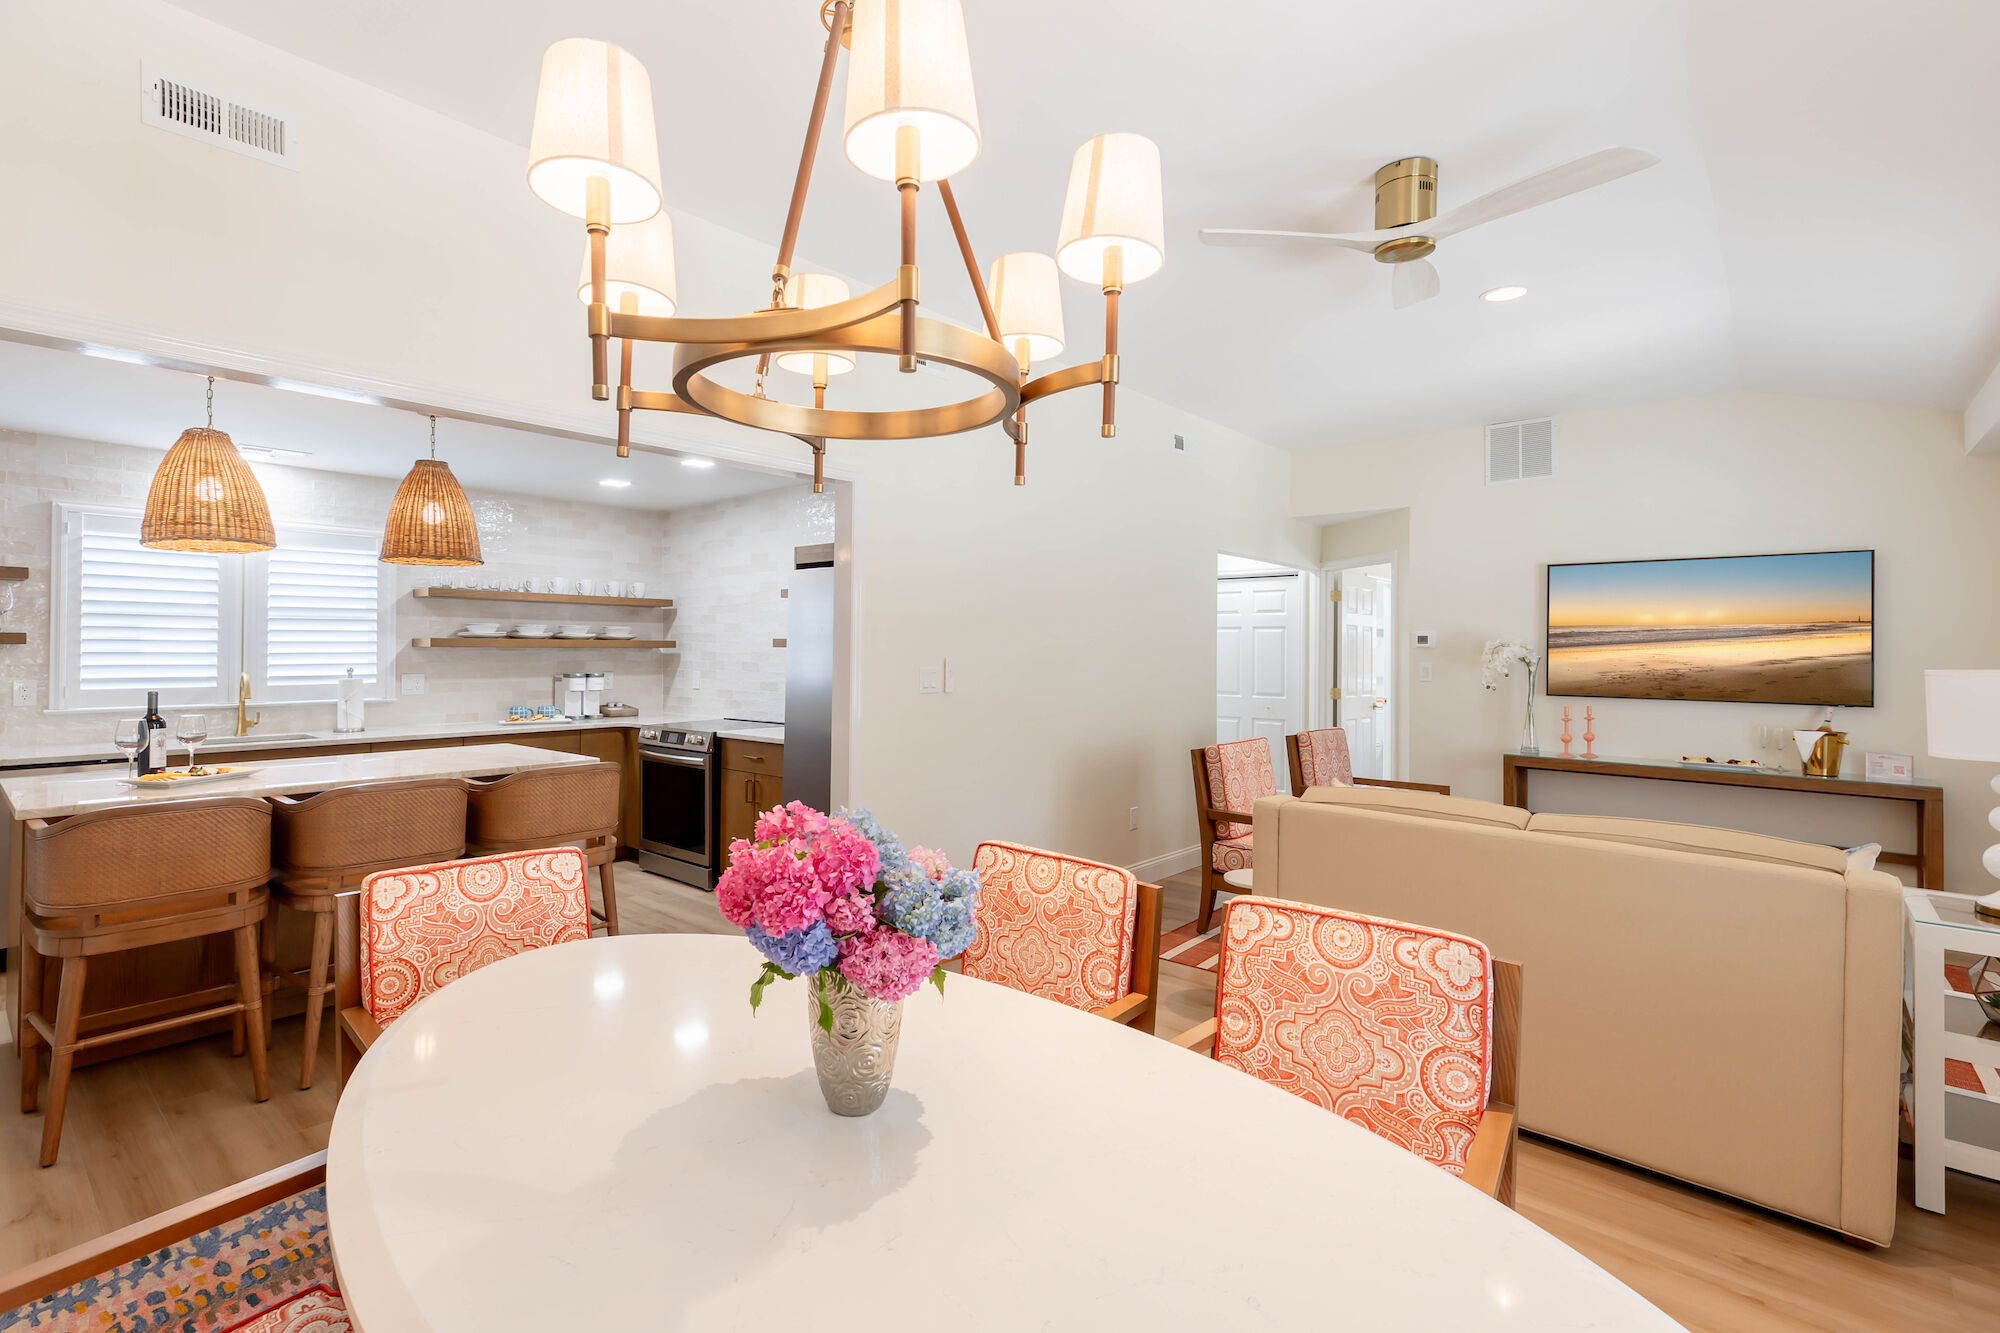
xmin=1838 ymin=868 xmax=1904 ymax=1245
xmin=1355 ymin=777 xmax=1452 ymax=796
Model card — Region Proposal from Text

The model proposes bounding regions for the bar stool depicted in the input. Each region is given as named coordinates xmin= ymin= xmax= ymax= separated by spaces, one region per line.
xmin=465 ymin=761 xmax=623 ymax=936
xmin=266 ymin=777 xmax=468 ymax=1089
xmin=17 ymin=797 xmax=272 ymax=1167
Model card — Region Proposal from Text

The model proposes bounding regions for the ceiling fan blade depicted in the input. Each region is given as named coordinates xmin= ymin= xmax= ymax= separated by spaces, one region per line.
xmin=1198 ymin=227 xmax=1381 ymax=253
xmin=1426 ymin=147 xmax=1659 ymax=240
xmin=1390 ymin=258 xmax=1440 ymax=310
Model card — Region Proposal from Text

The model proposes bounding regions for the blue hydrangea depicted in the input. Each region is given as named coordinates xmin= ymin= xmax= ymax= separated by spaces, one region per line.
xmin=836 ymin=805 xmax=909 ymax=875
xmin=875 ymin=862 xmax=981 ymax=960
xmin=746 ymin=921 xmax=839 ymax=975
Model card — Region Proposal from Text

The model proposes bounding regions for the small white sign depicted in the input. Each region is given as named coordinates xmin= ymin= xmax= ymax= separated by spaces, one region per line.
xmin=1864 ymin=751 xmax=1913 ymax=784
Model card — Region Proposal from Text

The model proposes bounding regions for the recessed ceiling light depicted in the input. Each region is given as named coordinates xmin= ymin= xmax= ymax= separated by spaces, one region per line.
xmin=599 ymin=477 xmax=633 ymax=488
xmin=680 ymin=457 xmax=717 ymax=470
xmin=235 ymin=445 xmax=311 ymax=461
xmin=1480 ymin=285 xmax=1529 ymax=303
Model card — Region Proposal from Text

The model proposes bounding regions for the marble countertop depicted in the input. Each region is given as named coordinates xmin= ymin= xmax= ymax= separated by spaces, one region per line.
xmin=0 ymin=714 xmax=783 ymax=770
xmin=0 ymin=743 xmax=595 ymax=821
xmin=328 ymin=934 xmax=1681 ymax=1331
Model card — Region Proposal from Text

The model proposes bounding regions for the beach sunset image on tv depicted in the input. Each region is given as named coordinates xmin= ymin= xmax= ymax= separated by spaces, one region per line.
xmin=1546 ymin=551 xmax=1873 ymax=705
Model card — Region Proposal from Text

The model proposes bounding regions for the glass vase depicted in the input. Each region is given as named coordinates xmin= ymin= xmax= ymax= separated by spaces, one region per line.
xmin=1520 ymin=657 xmax=1540 ymax=755
xmin=808 ymin=979 xmax=902 ymax=1116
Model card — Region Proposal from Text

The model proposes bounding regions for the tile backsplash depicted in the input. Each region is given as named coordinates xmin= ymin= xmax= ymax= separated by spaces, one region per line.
xmin=0 ymin=428 xmax=812 ymax=757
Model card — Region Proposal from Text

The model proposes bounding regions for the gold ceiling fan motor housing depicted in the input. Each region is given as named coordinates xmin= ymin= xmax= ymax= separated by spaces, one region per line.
xmin=1371 ymin=156 xmax=1438 ymax=263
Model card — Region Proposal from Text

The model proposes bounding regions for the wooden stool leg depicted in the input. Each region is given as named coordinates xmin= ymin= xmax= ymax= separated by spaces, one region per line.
xmin=233 ymin=925 xmax=269 ymax=1102
xmin=1197 ymin=875 xmax=1218 ymax=934
xmin=297 ymin=909 xmax=334 ymax=1090
xmin=259 ymin=905 xmax=281 ymax=1042
xmin=333 ymin=893 xmax=361 ymax=1096
xmin=18 ymin=941 xmax=44 ymax=1113
xmin=599 ymin=859 xmax=621 ymax=937
xmin=38 ymin=955 xmax=88 ymax=1167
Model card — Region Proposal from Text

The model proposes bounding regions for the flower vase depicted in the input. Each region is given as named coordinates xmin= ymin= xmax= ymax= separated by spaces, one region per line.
xmin=1520 ymin=657 xmax=1540 ymax=755
xmin=809 ymin=981 xmax=903 ymax=1116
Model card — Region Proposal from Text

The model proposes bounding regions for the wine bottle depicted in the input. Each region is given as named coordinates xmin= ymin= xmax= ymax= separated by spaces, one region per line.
xmin=140 ymin=690 xmax=168 ymax=775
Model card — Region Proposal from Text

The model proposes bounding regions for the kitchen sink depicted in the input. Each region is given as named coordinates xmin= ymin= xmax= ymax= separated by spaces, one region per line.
xmin=225 ymin=732 xmax=320 ymax=743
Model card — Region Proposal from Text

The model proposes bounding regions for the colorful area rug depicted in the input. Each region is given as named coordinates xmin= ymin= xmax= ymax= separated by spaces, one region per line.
xmin=1159 ymin=918 xmax=1222 ymax=972
xmin=1 ymin=1187 xmax=347 ymax=1333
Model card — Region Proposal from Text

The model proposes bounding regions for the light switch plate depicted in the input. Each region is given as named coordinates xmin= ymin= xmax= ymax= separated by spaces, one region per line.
xmin=919 ymin=666 xmax=941 ymax=694
xmin=1128 ymin=806 xmax=1140 ymax=830
xmin=943 ymin=657 xmax=954 ymax=693
xmin=400 ymin=674 xmax=425 ymax=695
xmin=1418 ymin=662 xmax=1434 ymax=683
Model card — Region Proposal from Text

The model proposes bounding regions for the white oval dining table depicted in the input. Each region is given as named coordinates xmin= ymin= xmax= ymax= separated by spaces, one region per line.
xmin=326 ymin=934 xmax=1680 ymax=1331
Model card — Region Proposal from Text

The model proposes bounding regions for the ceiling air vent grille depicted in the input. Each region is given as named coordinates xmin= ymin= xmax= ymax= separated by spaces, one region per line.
xmin=140 ymin=64 xmax=300 ymax=170
xmin=1485 ymin=416 xmax=1555 ymax=484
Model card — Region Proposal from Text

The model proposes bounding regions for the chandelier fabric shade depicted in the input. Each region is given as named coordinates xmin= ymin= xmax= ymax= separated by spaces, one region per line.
xmin=842 ymin=0 xmax=981 ymax=182
xmin=141 ymin=376 xmax=276 ymax=554
xmin=527 ymin=38 xmax=664 ymax=224
xmin=777 ymin=274 xmax=856 ymax=376
xmin=577 ymin=213 xmax=678 ymax=316
xmin=988 ymin=252 xmax=1065 ymax=364
xmin=1056 ymin=132 xmax=1166 ymax=286
xmin=380 ymin=418 xmax=483 ymax=567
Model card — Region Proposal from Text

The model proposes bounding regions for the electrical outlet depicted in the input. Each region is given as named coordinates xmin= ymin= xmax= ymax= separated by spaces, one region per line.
xmin=400 ymin=673 xmax=425 ymax=695
xmin=918 ymin=666 xmax=941 ymax=694
xmin=11 ymin=680 xmax=33 ymax=707
xmin=1128 ymin=806 xmax=1140 ymax=830
xmin=1418 ymin=662 xmax=1434 ymax=683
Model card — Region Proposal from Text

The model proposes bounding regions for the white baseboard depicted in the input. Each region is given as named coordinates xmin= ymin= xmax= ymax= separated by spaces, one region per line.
xmin=1128 ymin=845 xmax=1199 ymax=882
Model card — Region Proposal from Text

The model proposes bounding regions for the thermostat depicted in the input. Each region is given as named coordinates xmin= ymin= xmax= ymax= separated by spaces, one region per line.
xmin=1413 ymin=632 xmax=1435 ymax=648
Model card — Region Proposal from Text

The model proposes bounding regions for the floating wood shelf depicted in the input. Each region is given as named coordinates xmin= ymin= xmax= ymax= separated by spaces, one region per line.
xmin=413 ymin=587 xmax=671 ymax=609
xmin=411 ymin=637 xmax=676 ymax=649
xmin=0 ymin=566 xmax=27 ymax=582
xmin=0 ymin=631 xmax=25 ymax=645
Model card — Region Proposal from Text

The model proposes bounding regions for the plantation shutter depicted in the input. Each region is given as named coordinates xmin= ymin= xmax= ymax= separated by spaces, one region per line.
xmin=74 ymin=512 xmax=224 ymax=696
xmin=263 ymin=532 xmax=383 ymax=690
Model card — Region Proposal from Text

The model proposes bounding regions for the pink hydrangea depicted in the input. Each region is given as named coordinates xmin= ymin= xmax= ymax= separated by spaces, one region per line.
xmin=811 ymin=819 xmax=882 ymax=898
xmin=755 ymin=801 xmax=830 ymax=845
xmin=715 ymin=807 xmax=884 ymax=943
xmin=907 ymin=845 xmax=952 ymax=882
xmin=715 ymin=839 xmax=829 ymax=937
xmin=837 ymin=926 xmax=940 ymax=1002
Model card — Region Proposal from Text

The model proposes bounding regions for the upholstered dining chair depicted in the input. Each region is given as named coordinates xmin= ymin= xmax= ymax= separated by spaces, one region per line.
xmin=336 ymin=847 xmax=592 ymax=1075
xmin=1189 ymin=737 xmax=1278 ymax=932
xmin=1171 ymin=896 xmax=1522 ymax=1205
xmin=266 ymin=776 xmax=469 ymax=1089
xmin=962 ymin=841 xmax=1163 ymax=1033
xmin=17 ymin=797 xmax=272 ymax=1166
xmin=465 ymin=760 xmax=623 ymax=936
xmin=1284 ymin=726 xmax=1454 ymax=797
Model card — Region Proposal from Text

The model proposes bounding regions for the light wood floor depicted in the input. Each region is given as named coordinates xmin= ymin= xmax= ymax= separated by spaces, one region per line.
xmin=5 ymin=864 xmax=1998 ymax=1330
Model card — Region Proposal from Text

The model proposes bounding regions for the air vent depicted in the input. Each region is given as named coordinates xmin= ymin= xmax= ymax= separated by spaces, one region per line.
xmin=140 ymin=64 xmax=299 ymax=170
xmin=1486 ymin=416 xmax=1555 ymax=484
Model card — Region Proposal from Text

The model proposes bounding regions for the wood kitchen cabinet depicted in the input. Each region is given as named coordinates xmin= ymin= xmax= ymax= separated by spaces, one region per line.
xmin=719 ymin=739 xmax=784 ymax=849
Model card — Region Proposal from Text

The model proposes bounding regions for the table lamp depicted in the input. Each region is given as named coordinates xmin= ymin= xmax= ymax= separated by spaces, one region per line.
xmin=1925 ymin=669 xmax=2000 ymax=918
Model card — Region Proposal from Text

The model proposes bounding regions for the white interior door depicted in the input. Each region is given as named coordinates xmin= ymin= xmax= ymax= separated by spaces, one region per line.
xmin=1217 ymin=573 xmax=1305 ymax=780
xmin=1336 ymin=564 xmax=1395 ymax=780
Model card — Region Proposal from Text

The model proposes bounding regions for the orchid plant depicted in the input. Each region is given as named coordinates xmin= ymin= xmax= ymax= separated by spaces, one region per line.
xmin=716 ymin=803 xmax=981 ymax=1029
xmin=1481 ymin=639 xmax=1537 ymax=691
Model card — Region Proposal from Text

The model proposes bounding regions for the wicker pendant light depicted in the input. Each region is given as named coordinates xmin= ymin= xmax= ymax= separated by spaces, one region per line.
xmin=380 ymin=415 xmax=483 ymax=566
xmin=140 ymin=377 xmax=276 ymax=553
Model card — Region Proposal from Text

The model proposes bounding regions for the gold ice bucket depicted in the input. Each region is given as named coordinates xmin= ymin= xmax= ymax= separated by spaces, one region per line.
xmin=1797 ymin=728 xmax=1848 ymax=778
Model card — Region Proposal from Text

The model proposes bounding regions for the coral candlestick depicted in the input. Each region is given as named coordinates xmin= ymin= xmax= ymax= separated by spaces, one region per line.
xmin=1560 ymin=707 xmax=1573 ymax=758
xmin=1582 ymin=707 xmax=1598 ymax=760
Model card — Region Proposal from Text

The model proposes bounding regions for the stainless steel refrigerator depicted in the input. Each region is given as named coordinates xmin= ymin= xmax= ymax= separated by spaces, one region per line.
xmin=784 ymin=543 xmax=835 ymax=813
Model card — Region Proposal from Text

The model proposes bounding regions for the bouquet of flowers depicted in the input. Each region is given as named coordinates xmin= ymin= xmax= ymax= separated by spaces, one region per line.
xmin=716 ymin=803 xmax=981 ymax=1028
xmin=1481 ymin=638 xmax=1536 ymax=691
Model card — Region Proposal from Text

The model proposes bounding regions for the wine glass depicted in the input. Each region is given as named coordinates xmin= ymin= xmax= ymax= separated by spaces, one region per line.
xmin=113 ymin=717 xmax=143 ymax=778
xmin=176 ymin=713 xmax=209 ymax=772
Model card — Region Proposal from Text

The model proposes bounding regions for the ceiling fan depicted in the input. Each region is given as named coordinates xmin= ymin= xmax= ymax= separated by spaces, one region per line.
xmin=1199 ymin=147 xmax=1660 ymax=309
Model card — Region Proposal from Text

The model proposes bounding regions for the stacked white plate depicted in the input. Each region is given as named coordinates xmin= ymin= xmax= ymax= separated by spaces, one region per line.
xmin=460 ymin=622 xmax=505 ymax=637
xmin=600 ymin=626 xmax=635 ymax=639
xmin=511 ymin=622 xmax=555 ymax=638
xmin=556 ymin=624 xmax=595 ymax=639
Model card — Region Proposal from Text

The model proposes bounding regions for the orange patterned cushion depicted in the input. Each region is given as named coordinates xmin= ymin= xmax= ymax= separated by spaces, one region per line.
xmin=1212 ymin=834 xmax=1253 ymax=872
xmin=1214 ymin=896 xmax=1493 ymax=1177
xmin=362 ymin=848 xmax=591 ymax=1026
xmin=964 ymin=841 xmax=1138 ymax=1011
xmin=1296 ymin=727 xmax=1355 ymax=788
xmin=1202 ymin=738 xmax=1277 ymax=839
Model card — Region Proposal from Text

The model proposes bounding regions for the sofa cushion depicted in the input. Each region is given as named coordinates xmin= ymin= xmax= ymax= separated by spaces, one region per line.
xmin=1301 ymin=783 xmax=1532 ymax=830
xmin=1525 ymin=812 xmax=1847 ymax=874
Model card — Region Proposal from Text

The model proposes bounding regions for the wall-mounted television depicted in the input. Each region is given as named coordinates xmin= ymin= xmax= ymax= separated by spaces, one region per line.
xmin=1546 ymin=550 xmax=1874 ymax=706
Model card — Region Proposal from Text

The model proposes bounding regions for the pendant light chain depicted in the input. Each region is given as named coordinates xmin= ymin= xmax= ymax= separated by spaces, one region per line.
xmin=430 ymin=414 xmax=438 ymax=460
xmin=206 ymin=376 xmax=215 ymax=427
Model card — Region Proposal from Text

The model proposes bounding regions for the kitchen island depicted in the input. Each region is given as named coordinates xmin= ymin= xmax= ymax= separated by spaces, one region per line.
xmin=3 ymin=743 xmax=595 ymax=1066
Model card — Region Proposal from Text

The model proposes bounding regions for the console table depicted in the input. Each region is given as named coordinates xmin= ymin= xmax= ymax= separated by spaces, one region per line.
xmin=1501 ymin=752 xmax=1946 ymax=889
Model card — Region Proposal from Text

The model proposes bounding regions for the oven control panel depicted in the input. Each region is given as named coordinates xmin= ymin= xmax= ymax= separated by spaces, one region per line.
xmin=640 ymin=727 xmax=711 ymax=751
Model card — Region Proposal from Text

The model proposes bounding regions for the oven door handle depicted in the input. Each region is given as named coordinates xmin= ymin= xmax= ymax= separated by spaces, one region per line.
xmin=642 ymin=752 xmax=710 ymax=769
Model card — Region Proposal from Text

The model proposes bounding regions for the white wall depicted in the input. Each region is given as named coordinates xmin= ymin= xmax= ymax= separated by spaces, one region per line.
xmin=1293 ymin=391 xmax=2000 ymax=890
xmin=0 ymin=0 xmax=1315 ymax=869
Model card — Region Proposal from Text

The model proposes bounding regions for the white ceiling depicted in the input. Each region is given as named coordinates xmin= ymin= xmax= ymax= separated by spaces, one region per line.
xmin=0 ymin=338 xmax=800 ymax=510
xmin=167 ymin=0 xmax=2000 ymax=450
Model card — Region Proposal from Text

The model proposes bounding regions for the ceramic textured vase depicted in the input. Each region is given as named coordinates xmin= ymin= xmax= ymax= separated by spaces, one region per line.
xmin=808 ymin=983 xmax=902 ymax=1116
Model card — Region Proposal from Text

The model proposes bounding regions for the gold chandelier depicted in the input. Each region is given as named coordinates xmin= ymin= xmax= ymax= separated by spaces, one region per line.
xmin=525 ymin=1 xmax=1165 ymax=489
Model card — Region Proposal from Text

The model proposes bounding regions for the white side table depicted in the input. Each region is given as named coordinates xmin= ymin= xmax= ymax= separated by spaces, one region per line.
xmin=1221 ymin=868 xmax=1254 ymax=892
xmin=1903 ymin=889 xmax=2000 ymax=1211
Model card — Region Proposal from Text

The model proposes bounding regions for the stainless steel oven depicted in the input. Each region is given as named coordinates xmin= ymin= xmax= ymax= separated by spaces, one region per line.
xmin=636 ymin=724 xmax=720 ymax=887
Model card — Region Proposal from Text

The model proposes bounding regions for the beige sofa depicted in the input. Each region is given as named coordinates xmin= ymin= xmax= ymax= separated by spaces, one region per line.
xmin=1250 ymin=784 xmax=1905 ymax=1245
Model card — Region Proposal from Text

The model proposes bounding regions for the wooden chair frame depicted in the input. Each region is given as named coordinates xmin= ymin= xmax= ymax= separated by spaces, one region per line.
xmin=465 ymin=762 xmax=623 ymax=937
xmin=1189 ymin=746 xmax=1258 ymax=934
xmin=1088 ymin=880 xmax=1163 ymax=1034
xmin=0 ymin=1152 xmax=326 ymax=1311
xmin=1172 ymin=932 xmax=1523 ymax=1207
xmin=1283 ymin=730 xmax=1452 ymax=799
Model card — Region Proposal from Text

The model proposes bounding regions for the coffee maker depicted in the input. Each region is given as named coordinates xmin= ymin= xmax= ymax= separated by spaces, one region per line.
xmin=553 ymin=672 xmax=588 ymax=719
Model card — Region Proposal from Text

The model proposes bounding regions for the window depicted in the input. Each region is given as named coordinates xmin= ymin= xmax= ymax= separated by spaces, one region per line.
xmin=52 ymin=504 xmax=393 ymax=711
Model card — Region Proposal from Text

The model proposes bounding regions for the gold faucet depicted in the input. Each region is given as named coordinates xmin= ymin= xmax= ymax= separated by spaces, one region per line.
xmin=236 ymin=671 xmax=261 ymax=736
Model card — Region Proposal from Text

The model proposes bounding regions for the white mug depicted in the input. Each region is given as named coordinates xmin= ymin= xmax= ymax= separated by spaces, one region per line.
xmin=628 ymin=581 xmax=646 ymax=598
xmin=603 ymin=579 xmax=625 ymax=598
xmin=575 ymin=579 xmax=595 ymax=597
xmin=522 ymin=577 xmax=541 ymax=594
xmin=549 ymin=577 xmax=572 ymax=595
